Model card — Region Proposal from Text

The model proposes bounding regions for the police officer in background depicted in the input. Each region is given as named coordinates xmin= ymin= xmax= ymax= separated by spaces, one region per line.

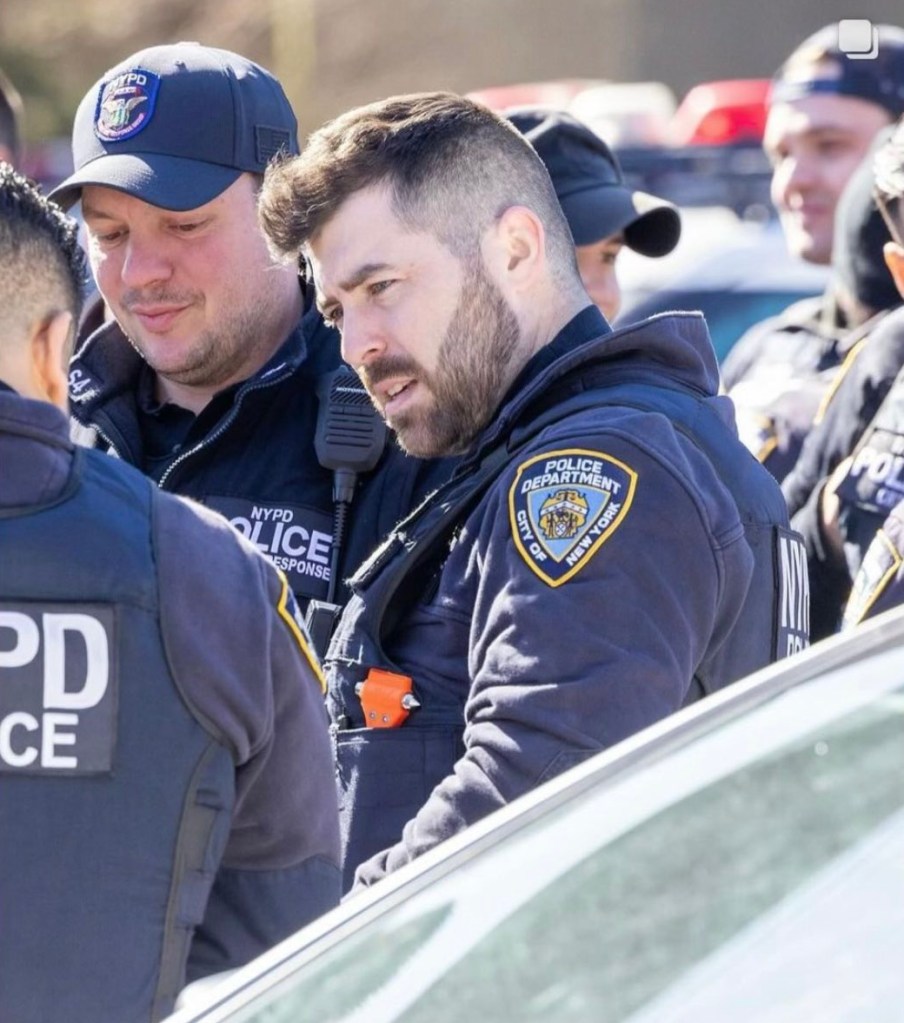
xmin=786 ymin=119 xmax=904 ymax=636
xmin=504 ymin=106 xmax=681 ymax=323
xmin=723 ymin=22 xmax=904 ymax=483
xmin=0 ymin=164 xmax=340 ymax=1022
xmin=781 ymin=135 xmax=904 ymax=525
xmin=49 ymin=43 xmax=450 ymax=639
xmin=259 ymin=92 xmax=807 ymax=893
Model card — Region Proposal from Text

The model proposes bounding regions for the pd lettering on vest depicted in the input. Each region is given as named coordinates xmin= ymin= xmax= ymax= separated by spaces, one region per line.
xmin=0 ymin=603 xmax=117 ymax=775
xmin=775 ymin=530 xmax=810 ymax=657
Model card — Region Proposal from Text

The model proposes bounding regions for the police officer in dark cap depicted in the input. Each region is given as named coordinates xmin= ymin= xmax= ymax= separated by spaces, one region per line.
xmin=780 ymin=118 xmax=904 ymax=637
xmin=49 ymin=43 xmax=450 ymax=650
xmin=506 ymin=106 xmax=681 ymax=322
xmin=723 ymin=22 xmax=904 ymax=484
xmin=734 ymin=131 xmax=903 ymax=486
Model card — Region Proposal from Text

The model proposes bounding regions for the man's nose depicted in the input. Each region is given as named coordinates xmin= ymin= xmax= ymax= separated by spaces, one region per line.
xmin=120 ymin=233 xmax=173 ymax=289
xmin=777 ymin=152 xmax=817 ymax=201
xmin=340 ymin=307 xmax=387 ymax=370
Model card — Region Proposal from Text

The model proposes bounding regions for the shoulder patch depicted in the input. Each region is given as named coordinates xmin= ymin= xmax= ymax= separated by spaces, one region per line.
xmin=508 ymin=448 xmax=637 ymax=587
xmin=843 ymin=528 xmax=903 ymax=629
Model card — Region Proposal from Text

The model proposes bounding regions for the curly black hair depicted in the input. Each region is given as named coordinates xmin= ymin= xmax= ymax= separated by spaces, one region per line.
xmin=0 ymin=161 xmax=88 ymax=322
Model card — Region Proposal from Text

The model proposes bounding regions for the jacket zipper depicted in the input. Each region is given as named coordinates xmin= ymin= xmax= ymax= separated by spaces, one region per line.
xmin=157 ymin=362 xmax=295 ymax=490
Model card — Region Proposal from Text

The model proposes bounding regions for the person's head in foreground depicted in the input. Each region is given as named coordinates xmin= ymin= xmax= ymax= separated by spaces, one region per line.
xmin=0 ymin=162 xmax=87 ymax=409
xmin=505 ymin=106 xmax=681 ymax=322
xmin=260 ymin=91 xmax=599 ymax=459
xmin=765 ymin=21 xmax=904 ymax=264
xmin=49 ymin=41 xmax=302 ymax=411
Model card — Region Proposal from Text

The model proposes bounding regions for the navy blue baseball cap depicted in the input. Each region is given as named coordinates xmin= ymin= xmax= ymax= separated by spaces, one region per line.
xmin=770 ymin=23 xmax=904 ymax=118
xmin=506 ymin=106 xmax=681 ymax=256
xmin=50 ymin=42 xmax=299 ymax=212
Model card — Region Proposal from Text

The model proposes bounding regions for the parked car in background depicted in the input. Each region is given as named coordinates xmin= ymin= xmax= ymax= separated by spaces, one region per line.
xmin=617 ymin=211 xmax=830 ymax=362
xmin=166 ymin=605 xmax=904 ymax=1023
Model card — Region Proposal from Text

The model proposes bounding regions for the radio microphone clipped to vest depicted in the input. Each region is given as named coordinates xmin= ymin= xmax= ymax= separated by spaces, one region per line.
xmin=307 ymin=365 xmax=388 ymax=657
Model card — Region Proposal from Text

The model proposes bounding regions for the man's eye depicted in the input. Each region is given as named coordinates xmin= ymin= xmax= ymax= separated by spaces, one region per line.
xmin=322 ymin=307 xmax=343 ymax=328
xmin=815 ymin=139 xmax=847 ymax=157
xmin=173 ymin=220 xmax=204 ymax=233
xmin=92 ymin=229 xmax=125 ymax=245
xmin=368 ymin=280 xmax=394 ymax=296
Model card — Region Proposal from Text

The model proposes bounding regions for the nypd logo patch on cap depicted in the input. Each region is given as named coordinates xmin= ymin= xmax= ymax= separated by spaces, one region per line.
xmin=94 ymin=67 xmax=160 ymax=142
xmin=508 ymin=448 xmax=637 ymax=587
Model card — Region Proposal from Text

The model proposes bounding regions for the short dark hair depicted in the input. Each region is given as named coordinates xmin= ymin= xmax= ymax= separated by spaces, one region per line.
xmin=874 ymin=116 xmax=904 ymax=245
xmin=0 ymin=66 xmax=23 ymax=165
xmin=0 ymin=163 xmax=88 ymax=335
xmin=259 ymin=91 xmax=576 ymax=273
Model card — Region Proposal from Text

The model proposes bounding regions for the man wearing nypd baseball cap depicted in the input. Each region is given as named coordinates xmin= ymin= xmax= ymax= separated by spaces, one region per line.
xmin=51 ymin=42 xmax=449 ymax=621
xmin=722 ymin=22 xmax=904 ymax=487
xmin=52 ymin=41 xmax=299 ymax=210
xmin=506 ymin=106 xmax=681 ymax=323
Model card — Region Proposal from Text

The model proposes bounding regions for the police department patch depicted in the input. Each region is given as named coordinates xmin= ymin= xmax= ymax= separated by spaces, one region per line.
xmin=94 ymin=68 xmax=160 ymax=142
xmin=509 ymin=448 xmax=637 ymax=587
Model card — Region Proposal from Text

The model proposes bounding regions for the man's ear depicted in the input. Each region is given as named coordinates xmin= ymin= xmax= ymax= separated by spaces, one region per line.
xmin=31 ymin=311 xmax=74 ymax=411
xmin=486 ymin=205 xmax=545 ymax=284
xmin=883 ymin=241 xmax=904 ymax=300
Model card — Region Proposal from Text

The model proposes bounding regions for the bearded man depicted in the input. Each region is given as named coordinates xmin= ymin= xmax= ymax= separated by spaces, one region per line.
xmin=260 ymin=92 xmax=808 ymax=893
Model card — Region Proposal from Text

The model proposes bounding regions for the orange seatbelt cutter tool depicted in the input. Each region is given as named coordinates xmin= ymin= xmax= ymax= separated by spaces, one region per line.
xmin=355 ymin=668 xmax=421 ymax=728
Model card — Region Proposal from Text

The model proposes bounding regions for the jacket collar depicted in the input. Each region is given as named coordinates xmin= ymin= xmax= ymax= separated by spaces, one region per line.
xmin=465 ymin=309 xmax=719 ymax=466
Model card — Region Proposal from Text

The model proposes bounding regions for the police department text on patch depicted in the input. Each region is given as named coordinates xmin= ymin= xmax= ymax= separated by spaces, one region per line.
xmin=509 ymin=448 xmax=637 ymax=587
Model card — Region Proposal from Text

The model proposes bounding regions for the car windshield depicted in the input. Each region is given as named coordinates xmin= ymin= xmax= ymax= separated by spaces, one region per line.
xmin=201 ymin=643 xmax=904 ymax=1023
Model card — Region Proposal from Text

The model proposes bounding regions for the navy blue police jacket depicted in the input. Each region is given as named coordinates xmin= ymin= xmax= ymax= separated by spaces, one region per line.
xmin=0 ymin=384 xmax=341 ymax=1023
xmin=66 ymin=302 xmax=451 ymax=609
xmin=783 ymin=305 xmax=904 ymax=519
xmin=783 ymin=306 xmax=904 ymax=638
xmin=326 ymin=307 xmax=808 ymax=893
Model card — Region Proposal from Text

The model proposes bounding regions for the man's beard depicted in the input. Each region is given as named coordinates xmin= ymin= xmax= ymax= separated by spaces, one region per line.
xmin=365 ymin=261 xmax=522 ymax=458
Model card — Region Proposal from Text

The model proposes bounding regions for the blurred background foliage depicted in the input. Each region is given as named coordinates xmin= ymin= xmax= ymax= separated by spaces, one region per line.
xmin=3 ymin=0 xmax=904 ymax=152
